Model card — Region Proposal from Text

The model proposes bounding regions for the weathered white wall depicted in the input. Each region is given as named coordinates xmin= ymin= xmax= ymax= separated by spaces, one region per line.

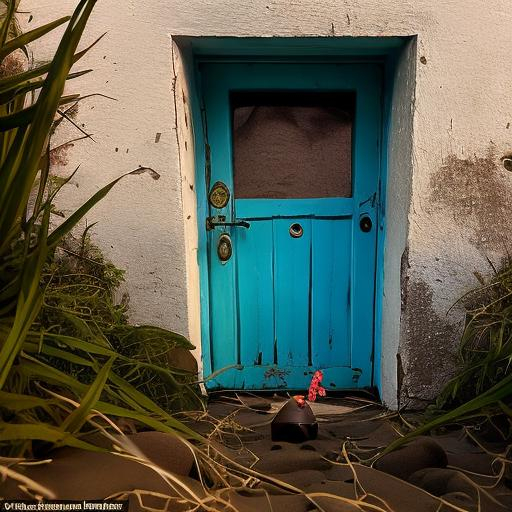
xmin=20 ymin=0 xmax=512 ymax=407
xmin=380 ymin=38 xmax=417 ymax=410
xmin=171 ymin=41 xmax=202 ymax=373
xmin=20 ymin=0 xmax=190 ymax=337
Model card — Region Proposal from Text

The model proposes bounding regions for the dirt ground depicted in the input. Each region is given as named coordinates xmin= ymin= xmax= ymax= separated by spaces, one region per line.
xmin=197 ymin=393 xmax=512 ymax=512
xmin=1 ymin=394 xmax=511 ymax=511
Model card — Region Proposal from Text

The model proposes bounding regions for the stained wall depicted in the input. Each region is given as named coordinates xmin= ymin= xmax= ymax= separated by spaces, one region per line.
xmin=20 ymin=0 xmax=512 ymax=407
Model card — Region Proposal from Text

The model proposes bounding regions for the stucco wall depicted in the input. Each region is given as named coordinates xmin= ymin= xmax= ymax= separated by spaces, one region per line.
xmin=20 ymin=0 xmax=512 ymax=407
xmin=380 ymin=38 xmax=417 ymax=410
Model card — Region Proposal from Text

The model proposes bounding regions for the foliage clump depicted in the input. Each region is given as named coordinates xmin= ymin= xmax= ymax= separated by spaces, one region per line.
xmin=37 ymin=228 xmax=202 ymax=413
xmin=438 ymin=263 xmax=512 ymax=411
xmin=379 ymin=264 xmax=512 ymax=458
xmin=0 ymin=0 xmax=203 ymax=458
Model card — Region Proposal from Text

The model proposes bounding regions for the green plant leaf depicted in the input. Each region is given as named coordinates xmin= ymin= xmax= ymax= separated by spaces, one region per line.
xmin=29 ymin=332 xmax=117 ymax=357
xmin=0 ymin=69 xmax=92 ymax=106
xmin=93 ymin=400 xmax=204 ymax=441
xmin=0 ymin=390 xmax=55 ymax=411
xmin=0 ymin=103 xmax=36 ymax=131
xmin=0 ymin=16 xmax=71 ymax=61
xmin=0 ymin=422 xmax=102 ymax=451
xmin=0 ymin=0 xmax=15 ymax=47
xmin=47 ymin=168 xmax=160 ymax=248
xmin=61 ymin=357 xmax=115 ymax=433
xmin=16 ymin=354 xmax=88 ymax=394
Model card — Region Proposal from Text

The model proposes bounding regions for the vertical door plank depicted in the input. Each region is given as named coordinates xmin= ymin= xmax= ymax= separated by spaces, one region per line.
xmin=236 ymin=220 xmax=275 ymax=367
xmin=311 ymin=219 xmax=352 ymax=369
xmin=349 ymin=69 xmax=382 ymax=385
xmin=203 ymin=68 xmax=238 ymax=382
xmin=209 ymin=229 xmax=238 ymax=374
xmin=351 ymin=217 xmax=377 ymax=379
xmin=274 ymin=218 xmax=311 ymax=367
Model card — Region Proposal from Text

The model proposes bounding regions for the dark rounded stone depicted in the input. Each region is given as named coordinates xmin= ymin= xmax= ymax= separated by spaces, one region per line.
xmin=408 ymin=468 xmax=476 ymax=499
xmin=273 ymin=399 xmax=316 ymax=424
xmin=373 ymin=436 xmax=448 ymax=481
xmin=440 ymin=491 xmax=477 ymax=512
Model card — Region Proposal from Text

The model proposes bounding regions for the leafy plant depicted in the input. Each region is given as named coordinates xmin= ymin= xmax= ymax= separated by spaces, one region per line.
xmin=0 ymin=0 xmax=203 ymax=458
xmin=38 ymin=231 xmax=203 ymax=413
xmin=377 ymin=263 xmax=512 ymax=458
xmin=438 ymin=264 xmax=512 ymax=408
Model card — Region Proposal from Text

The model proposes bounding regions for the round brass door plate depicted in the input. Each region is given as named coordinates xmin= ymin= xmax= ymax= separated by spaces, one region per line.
xmin=209 ymin=181 xmax=230 ymax=209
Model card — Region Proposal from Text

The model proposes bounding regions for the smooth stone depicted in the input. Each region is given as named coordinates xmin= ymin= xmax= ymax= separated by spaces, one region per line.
xmin=439 ymin=491 xmax=477 ymax=512
xmin=373 ymin=436 xmax=448 ymax=481
xmin=0 ymin=432 xmax=196 ymax=500
xmin=166 ymin=346 xmax=198 ymax=374
xmin=408 ymin=468 xmax=476 ymax=498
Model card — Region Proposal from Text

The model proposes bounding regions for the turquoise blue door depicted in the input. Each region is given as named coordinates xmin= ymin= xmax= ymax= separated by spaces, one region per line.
xmin=200 ymin=62 xmax=382 ymax=390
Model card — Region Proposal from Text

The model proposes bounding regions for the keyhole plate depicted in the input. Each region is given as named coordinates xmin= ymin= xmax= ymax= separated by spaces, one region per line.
xmin=217 ymin=234 xmax=232 ymax=262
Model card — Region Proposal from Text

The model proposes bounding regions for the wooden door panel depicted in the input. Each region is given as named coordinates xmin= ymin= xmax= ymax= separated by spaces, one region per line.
xmin=273 ymin=218 xmax=312 ymax=367
xmin=237 ymin=221 xmax=274 ymax=367
xmin=311 ymin=219 xmax=352 ymax=368
xmin=200 ymin=62 xmax=381 ymax=390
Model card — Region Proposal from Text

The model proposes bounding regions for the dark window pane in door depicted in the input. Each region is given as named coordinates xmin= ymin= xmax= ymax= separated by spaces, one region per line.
xmin=232 ymin=92 xmax=354 ymax=199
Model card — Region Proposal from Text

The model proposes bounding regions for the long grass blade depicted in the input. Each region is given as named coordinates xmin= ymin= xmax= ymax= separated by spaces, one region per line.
xmin=61 ymin=358 xmax=115 ymax=433
xmin=0 ymin=17 xmax=71 ymax=61
xmin=0 ymin=0 xmax=15 ymax=47
xmin=48 ymin=167 xmax=159 ymax=247
xmin=0 ymin=422 xmax=103 ymax=451
xmin=0 ymin=69 xmax=92 ymax=105
xmin=0 ymin=390 xmax=55 ymax=411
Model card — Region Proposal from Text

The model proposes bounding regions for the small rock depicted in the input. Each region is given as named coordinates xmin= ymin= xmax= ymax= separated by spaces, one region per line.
xmin=127 ymin=431 xmax=195 ymax=476
xmin=439 ymin=491 xmax=477 ymax=512
xmin=374 ymin=437 xmax=447 ymax=481
xmin=408 ymin=468 xmax=475 ymax=499
xmin=166 ymin=347 xmax=198 ymax=374
xmin=0 ymin=432 xmax=196 ymax=500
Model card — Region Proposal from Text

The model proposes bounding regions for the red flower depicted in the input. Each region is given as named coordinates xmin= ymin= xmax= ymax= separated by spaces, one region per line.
xmin=308 ymin=370 xmax=326 ymax=402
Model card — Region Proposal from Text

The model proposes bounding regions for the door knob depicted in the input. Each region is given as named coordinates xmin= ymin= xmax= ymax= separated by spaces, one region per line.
xmin=359 ymin=216 xmax=372 ymax=233
xmin=217 ymin=234 xmax=233 ymax=262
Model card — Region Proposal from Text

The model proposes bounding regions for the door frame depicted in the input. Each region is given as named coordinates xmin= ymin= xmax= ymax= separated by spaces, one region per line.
xmin=174 ymin=36 xmax=416 ymax=402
